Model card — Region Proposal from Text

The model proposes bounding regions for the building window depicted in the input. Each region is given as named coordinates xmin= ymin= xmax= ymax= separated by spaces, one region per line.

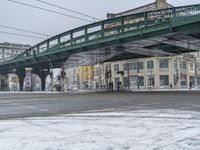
xmin=138 ymin=62 xmax=144 ymax=70
xmin=160 ymin=59 xmax=168 ymax=69
xmin=189 ymin=76 xmax=195 ymax=86
xmin=114 ymin=77 xmax=120 ymax=89
xmin=99 ymin=69 xmax=102 ymax=75
xmin=174 ymin=60 xmax=177 ymax=69
xmin=190 ymin=63 xmax=194 ymax=71
xmin=95 ymin=68 xmax=99 ymax=76
xmin=138 ymin=76 xmax=144 ymax=86
xmin=114 ymin=64 xmax=119 ymax=72
xmin=147 ymin=60 xmax=154 ymax=69
xmin=128 ymin=75 xmax=144 ymax=88
xmin=148 ymin=75 xmax=155 ymax=86
xmin=180 ymin=61 xmax=187 ymax=70
xmin=160 ymin=75 xmax=169 ymax=86
xmin=123 ymin=77 xmax=129 ymax=89
xmin=123 ymin=63 xmax=129 ymax=71
xmin=129 ymin=76 xmax=138 ymax=88
xmin=129 ymin=62 xmax=143 ymax=71
xmin=180 ymin=74 xmax=187 ymax=86
xmin=129 ymin=63 xmax=137 ymax=71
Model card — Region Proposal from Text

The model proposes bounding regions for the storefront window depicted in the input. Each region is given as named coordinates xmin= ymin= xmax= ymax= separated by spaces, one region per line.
xmin=160 ymin=75 xmax=169 ymax=86
xmin=148 ymin=75 xmax=155 ymax=86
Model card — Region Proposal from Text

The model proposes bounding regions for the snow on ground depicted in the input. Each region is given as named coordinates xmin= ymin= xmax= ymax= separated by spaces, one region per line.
xmin=0 ymin=109 xmax=200 ymax=150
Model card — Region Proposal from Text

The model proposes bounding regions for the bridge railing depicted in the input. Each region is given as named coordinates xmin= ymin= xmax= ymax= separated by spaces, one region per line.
xmin=5 ymin=3 xmax=200 ymax=63
xmin=0 ymin=56 xmax=15 ymax=63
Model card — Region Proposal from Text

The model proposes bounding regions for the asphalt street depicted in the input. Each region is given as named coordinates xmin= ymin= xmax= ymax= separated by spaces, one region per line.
xmin=0 ymin=91 xmax=200 ymax=120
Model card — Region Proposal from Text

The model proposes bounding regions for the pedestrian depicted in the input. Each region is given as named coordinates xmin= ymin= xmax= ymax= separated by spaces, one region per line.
xmin=189 ymin=80 xmax=192 ymax=90
xmin=117 ymin=81 xmax=120 ymax=91
xmin=108 ymin=82 xmax=111 ymax=91
xmin=170 ymin=83 xmax=173 ymax=90
xmin=110 ymin=81 xmax=113 ymax=91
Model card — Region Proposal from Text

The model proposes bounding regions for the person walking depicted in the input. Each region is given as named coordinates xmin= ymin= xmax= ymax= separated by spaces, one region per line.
xmin=170 ymin=83 xmax=173 ymax=90
xmin=117 ymin=81 xmax=121 ymax=91
xmin=189 ymin=80 xmax=192 ymax=90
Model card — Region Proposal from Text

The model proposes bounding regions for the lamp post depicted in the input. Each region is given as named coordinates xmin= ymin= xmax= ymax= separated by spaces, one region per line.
xmin=61 ymin=64 xmax=66 ymax=92
xmin=33 ymin=51 xmax=53 ymax=91
xmin=42 ymin=55 xmax=53 ymax=92
xmin=137 ymin=62 xmax=140 ymax=90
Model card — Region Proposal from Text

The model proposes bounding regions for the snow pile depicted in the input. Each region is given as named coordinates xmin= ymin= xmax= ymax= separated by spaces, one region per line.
xmin=0 ymin=109 xmax=200 ymax=150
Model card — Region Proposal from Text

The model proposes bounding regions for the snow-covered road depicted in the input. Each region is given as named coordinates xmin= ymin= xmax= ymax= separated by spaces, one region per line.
xmin=0 ymin=109 xmax=200 ymax=150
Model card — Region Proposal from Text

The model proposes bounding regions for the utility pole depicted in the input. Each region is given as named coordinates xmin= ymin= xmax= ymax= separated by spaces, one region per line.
xmin=61 ymin=64 xmax=66 ymax=92
xmin=127 ymin=63 xmax=130 ymax=90
xmin=33 ymin=50 xmax=53 ymax=91
xmin=137 ymin=62 xmax=140 ymax=90
xmin=194 ymin=56 xmax=198 ymax=89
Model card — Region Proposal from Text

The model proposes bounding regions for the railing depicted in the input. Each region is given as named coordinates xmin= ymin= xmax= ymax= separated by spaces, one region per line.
xmin=0 ymin=56 xmax=15 ymax=63
xmin=3 ymin=4 xmax=200 ymax=63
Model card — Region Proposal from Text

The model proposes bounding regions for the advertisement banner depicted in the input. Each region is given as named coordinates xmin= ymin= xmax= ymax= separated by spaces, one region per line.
xmin=25 ymin=68 xmax=32 ymax=91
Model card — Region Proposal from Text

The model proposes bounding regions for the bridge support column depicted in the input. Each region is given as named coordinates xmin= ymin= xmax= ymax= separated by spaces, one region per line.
xmin=25 ymin=68 xmax=33 ymax=91
xmin=34 ymin=70 xmax=49 ymax=91
xmin=0 ymin=74 xmax=9 ymax=91
xmin=40 ymin=74 xmax=48 ymax=91
xmin=16 ymin=68 xmax=25 ymax=91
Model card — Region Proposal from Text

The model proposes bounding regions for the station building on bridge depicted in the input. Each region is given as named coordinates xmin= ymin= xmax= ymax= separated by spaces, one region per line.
xmin=107 ymin=0 xmax=172 ymax=19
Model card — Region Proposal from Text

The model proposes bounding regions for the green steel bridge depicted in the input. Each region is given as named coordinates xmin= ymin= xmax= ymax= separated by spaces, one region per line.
xmin=1 ymin=4 xmax=200 ymax=90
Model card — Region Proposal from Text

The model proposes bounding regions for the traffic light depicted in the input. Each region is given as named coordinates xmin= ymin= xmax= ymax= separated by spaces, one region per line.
xmin=58 ymin=75 xmax=61 ymax=81
xmin=117 ymin=71 xmax=124 ymax=76
xmin=105 ymin=72 xmax=109 ymax=78
xmin=176 ymin=69 xmax=179 ymax=81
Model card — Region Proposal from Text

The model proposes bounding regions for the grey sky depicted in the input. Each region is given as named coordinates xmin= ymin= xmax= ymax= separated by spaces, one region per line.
xmin=0 ymin=0 xmax=200 ymax=45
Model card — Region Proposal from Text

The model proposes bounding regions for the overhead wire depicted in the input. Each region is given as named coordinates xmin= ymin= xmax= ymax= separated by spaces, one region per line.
xmin=0 ymin=24 xmax=51 ymax=37
xmin=8 ymin=0 xmax=94 ymax=23
xmin=35 ymin=0 xmax=101 ymax=21
xmin=0 ymin=31 xmax=46 ymax=39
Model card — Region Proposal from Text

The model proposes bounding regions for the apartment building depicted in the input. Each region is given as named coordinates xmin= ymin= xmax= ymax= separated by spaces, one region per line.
xmin=94 ymin=55 xmax=197 ymax=90
xmin=0 ymin=42 xmax=31 ymax=91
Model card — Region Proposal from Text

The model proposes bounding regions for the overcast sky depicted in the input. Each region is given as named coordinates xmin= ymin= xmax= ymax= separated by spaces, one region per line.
xmin=0 ymin=0 xmax=200 ymax=46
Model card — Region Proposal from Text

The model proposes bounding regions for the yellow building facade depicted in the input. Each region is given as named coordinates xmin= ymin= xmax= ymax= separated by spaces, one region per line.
xmin=78 ymin=66 xmax=94 ymax=82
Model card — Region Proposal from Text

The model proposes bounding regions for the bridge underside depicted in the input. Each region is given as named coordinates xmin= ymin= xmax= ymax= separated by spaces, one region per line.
xmin=65 ymin=32 xmax=200 ymax=68
xmin=0 ymin=31 xmax=199 ymax=74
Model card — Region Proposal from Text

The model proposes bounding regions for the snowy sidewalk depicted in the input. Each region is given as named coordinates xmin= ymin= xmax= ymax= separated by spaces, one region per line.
xmin=0 ymin=109 xmax=200 ymax=150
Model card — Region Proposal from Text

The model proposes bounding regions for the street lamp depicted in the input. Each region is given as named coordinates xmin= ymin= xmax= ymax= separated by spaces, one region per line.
xmin=33 ymin=50 xmax=53 ymax=91
xmin=137 ymin=62 xmax=140 ymax=90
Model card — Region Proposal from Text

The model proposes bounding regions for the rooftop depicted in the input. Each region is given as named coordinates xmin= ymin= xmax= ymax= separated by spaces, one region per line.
xmin=107 ymin=0 xmax=173 ymax=18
